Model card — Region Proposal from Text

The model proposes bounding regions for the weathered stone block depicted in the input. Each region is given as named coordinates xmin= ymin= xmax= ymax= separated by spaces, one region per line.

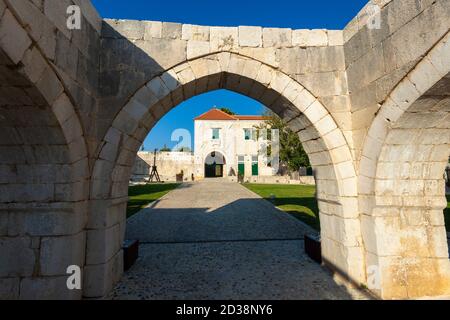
xmin=40 ymin=232 xmax=85 ymax=276
xmin=146 ymin=76 xmax=170 ymax=100
xmin=187 ymin=40 xmax=210 ymax=59
xmin=20 ymin=47 xmax=47 ymax=83
xmin=143 ymin=21 xmax=162 ymax=39
xmin=162 ymin=22 xmax=182 ymax=39
xmin=210 ymin=27 xmax=238 ymax=51
xmin=263 ymin=28 xmax=292 ymax=48
xmin=238 ymin=26 xmax=262 ymax=47
xmin=0 ymin=277 xmax=19 ymax=299
xmin=0 ymin=9 xmax=31 ymax=64
xmin=85 ymin=224 xmax=121 ymax=265
xmin=292 ymin=29 xmax=327 ymax=47
xmin=328 ymin=30 xmax=344 ymax=46
xmin=0 ymin=237 xmax=35 ymax=277
xmin=83 ymin=250 xmax=123 ymax=298
xmin=7 ymin=209 xmax=85 ymax=237
xmin=133 ymin=38 xmax=187 ymax=70
xmin=20 ymin=276 xmax=82 ymax=300
xmin=107 ymin=19 xmax=145 ymax=40
xmin=182 ymin=24 xmax=210 ymax=41
xmin=36 ymin=67 xmax=64 ymax=105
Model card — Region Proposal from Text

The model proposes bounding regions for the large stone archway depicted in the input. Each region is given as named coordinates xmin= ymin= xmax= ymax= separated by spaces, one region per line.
xmin=1 ymin=0 xmax=450 ymax=300
xmin=0 ymin=5 xmax=89 ymax=299
xmin=88 ymin=52 xmax=362 ymax=297
xmin=359 ymin=31 xmax=450 ymax=299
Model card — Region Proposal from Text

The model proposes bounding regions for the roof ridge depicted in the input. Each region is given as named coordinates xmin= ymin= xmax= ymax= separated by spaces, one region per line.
xmin=194 ymin=108 xmax=266 ymax=121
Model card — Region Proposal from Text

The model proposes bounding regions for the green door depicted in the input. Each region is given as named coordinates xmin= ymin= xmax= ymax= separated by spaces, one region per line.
xmin=252 ymin=162 xmax=258 ymax=176
xmin=238 ymin=163 xmax=245 ymax=176
xmin=252 ymin=156 xmax=258 ymax=176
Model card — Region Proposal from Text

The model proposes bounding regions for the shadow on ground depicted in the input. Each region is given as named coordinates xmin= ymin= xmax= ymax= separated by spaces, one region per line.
xmin=126 ymin=197 xmax=310 ymax=243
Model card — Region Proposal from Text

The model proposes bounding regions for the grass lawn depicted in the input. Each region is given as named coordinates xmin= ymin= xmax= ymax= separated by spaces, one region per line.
xmin=445 ymin=195 xmax=450 ymax=231
xmin=244 ymin=183 xmax=320 ymax=231
xmin=244 ymin=185 xmax=450 ymax=233
xmin=126 ymin=183 xmax=180 ymax=218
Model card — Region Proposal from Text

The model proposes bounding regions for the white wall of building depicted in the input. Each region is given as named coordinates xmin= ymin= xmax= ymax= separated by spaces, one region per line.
xmin=194 ymin=118 xmax=274 ymax=179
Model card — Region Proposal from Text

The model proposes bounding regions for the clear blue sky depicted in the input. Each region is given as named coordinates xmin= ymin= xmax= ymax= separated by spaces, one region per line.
xmin=91 ymin=0 xmax=368 ymax=151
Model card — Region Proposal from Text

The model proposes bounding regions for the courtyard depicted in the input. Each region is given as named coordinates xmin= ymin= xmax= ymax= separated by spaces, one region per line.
xmin=1 ymin=0 xmax=450 ymax=301
xmin=127 ymin=183 xmax=450 ymax=233
xmin=113 ymin=178 xmax=370 ymax=299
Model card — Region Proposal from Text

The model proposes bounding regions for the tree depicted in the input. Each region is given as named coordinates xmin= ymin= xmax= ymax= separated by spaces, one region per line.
xmin=160 ymin=144 xmax=171 ymax=152
xmin=219 ymin=107 xmax=235 ymax=115
xmin=177 ymin=146 xmax=191 ymax=152
xmin=255 ymin=111 xmax=310 ymax=172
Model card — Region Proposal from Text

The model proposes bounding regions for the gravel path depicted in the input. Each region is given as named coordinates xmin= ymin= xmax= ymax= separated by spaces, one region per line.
xmin=110 ymin=178 xmax=371 ymax=300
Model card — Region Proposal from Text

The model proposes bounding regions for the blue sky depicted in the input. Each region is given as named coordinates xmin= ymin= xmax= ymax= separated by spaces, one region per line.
xmin=92 ymin=0 xmax=368 ymax=151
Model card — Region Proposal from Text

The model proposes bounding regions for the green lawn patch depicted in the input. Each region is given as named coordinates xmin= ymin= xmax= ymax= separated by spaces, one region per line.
xmin=243 ymin=183 xmax=320 ymax=231
xmin=244 ymin=185 xmax=450 ymax=233
xmin=127 ymin=183 xmax=180 ymax=218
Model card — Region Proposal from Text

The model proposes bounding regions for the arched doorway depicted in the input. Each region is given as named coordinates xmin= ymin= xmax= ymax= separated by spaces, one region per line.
xmin=204 ymin=151 xmax=226 ymax=178
xmin=90 ymin=52 xmax=360 ymax=297
xmin=359 ymin=31 xmax=450 ymax=299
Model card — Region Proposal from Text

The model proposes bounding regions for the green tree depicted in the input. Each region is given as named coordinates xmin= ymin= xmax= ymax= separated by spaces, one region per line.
xmin=160 ymin=144 xmax=171 ymax=152
xmin=219 ymin=107 xmax=235 ymax=115
xmin=177 ymin=146 xmax=191 ymax=152
xmin=255 ymin=111 xmax=310 ymax=172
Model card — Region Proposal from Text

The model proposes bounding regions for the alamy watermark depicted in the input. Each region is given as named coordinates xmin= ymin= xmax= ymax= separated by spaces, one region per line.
xmin=365 ymin=4 xmax=382 ymax=30
xmin=156 ymin=127 xmax=280 ymax=174
xmin=66 ymin=265 xmax=81 ymax=290
xmin=67 ymin=5 xmax=81 ymax=30
xmin=367 ymin=265 xmax=381 ymax=290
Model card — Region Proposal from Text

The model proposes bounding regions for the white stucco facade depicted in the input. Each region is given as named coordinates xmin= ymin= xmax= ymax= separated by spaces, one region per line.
xmin=193 ymin=109 xmax=275 ymax=179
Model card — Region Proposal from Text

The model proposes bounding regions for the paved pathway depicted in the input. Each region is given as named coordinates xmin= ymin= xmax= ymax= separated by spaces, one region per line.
xmin=110 ymin=178 xmax=370 ymax=300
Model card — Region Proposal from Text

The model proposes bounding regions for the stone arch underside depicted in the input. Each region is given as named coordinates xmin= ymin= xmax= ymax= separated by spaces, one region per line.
xmin=0 ymin=7 xmax=89 ymax=299
xmin=359 ymin=31 xmax=450 ymax=299
xmin=88 ymin=52 xmax=363 ymax=298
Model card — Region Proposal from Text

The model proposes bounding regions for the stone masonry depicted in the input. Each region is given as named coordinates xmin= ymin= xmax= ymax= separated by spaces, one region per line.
xmin=0 ymin=0 xmax=449 ymax=299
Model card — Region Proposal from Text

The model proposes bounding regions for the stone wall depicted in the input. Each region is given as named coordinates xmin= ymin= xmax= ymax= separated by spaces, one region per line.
xmin=98 ymin=19 xmax=350 ymax=145
xmin=131 ymin=151 xmax=195 ymax=182
xmin=0 ymin=0 xmax=101 ymax=299
xmin=245 ymin=175 xmax=316 ymax=185
xmin=344 ymin=0 xmax=450 ymax=162
xmin=1 ymin=0 xmax=449 ymax=300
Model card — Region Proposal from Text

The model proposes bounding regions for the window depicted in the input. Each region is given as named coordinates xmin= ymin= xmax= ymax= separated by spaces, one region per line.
xmin=212 ymin=128 xmax=220 ymax=140
xmin=244 ymin=128 xmax=255 ymax=140
xmin=244 ymin=128 xmax=251 ymax=140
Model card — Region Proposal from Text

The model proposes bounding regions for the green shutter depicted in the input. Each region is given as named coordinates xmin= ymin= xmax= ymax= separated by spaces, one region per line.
xmin=252 ymin=162 xmax=258 ymax=176
xmin=238 ymin=163 xmax=245 ymax=175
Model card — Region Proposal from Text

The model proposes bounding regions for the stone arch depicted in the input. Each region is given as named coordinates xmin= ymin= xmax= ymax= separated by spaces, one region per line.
xmin=88 ymin=52 xmax=363 ymax=297
xmin=0 ymin=7 xmax=88 ymax=299
xmin=204 ymin=150 xmax=227 ymax=178
xmin=204 ymin=149 xmax=227 ymax=165
xmin=359 ymin=31 xmax=450 ymax=299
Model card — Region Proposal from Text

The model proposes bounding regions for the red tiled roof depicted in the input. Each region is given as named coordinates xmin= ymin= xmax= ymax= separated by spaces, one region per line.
xmin=194 ymin=109 xmax=236 ymax=120
xmin=194 ymin=109 xmax=266 ymax=121
xmin=234 ymin=115 xmax=267 ymax=120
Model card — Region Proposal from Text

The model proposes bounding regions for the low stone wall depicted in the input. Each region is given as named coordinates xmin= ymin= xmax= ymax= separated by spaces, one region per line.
xmin=131 ymin=151 xmax=195 ymax=182
xmin=227 ymin=175 xmax=315 ymax=185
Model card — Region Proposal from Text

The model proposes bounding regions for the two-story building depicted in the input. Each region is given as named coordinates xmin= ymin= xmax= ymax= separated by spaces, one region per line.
xmin=193 ymin=108 xmax=275 ymax=179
